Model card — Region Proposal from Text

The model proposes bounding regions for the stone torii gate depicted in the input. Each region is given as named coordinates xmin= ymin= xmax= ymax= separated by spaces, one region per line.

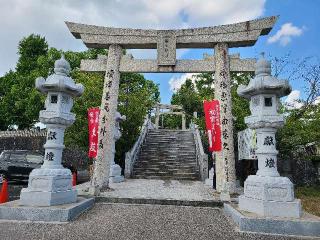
xmin=154 ymin=104 xmax=186 ymax=130
xmin=66 ymin=16 xmax=277 ymax=194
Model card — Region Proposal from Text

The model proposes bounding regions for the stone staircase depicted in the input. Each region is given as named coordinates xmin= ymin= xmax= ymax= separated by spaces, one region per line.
xmin=132 ymin=129 xmax=200 ymax=180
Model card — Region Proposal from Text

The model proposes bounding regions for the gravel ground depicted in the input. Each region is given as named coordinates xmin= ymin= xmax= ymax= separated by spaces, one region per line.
xmin=0 ymin=203 xmax=309 ymax=240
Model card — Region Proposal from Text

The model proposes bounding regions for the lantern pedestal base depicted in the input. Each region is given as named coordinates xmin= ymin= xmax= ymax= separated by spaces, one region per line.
xmin=239 ymin=195 xmax=301 ymax=218
xmin=19 ymin=168 xmax=77 ymax=207
xmin=239 ymin=175 xmax=301 ymax=218
xmin=20 ymin=188 xmax=77 ymax=207
xmin=0 ymin=197 xmax=94 ymax=222
xmin=224 ymin=203 xmax=320 ymax=237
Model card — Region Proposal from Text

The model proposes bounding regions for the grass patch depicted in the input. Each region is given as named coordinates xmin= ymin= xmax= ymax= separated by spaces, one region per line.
xmin=296 ymin=185 xmax=320 ymax=217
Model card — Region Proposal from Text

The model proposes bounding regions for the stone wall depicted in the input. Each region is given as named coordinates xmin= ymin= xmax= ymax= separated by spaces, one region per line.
xmin=0 ymin=130 xmax=88 ymax=170
xmin=0 ymin=130 xmax=46 ymax=154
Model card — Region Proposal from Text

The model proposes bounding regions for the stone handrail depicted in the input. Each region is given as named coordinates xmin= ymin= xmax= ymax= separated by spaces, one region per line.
xmin=125 ymin=116 xmax=154 ymax=178
xmin=191 ymin=123 xmax=208 ymax=181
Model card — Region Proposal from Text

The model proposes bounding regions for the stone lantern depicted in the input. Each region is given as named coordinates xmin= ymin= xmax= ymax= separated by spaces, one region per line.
xmin=109 ymin=111 xmax=126 ymax=183
xmin=20 ymin=55 xmax=84 ymax=206
xmin=237 ymin=53 xmax=301 ymax=218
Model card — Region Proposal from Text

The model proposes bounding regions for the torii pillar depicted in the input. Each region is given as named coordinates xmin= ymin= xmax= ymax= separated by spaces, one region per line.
xmin=214 ymin=43 xmax=236 ymax=193
xmin=91 ymin=45 xmax=122 ymax=193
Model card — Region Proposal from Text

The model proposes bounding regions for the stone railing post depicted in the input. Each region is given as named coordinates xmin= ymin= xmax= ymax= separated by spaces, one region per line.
xmin=182 ymin=114 xmax=186 ymax=130
xmin=124 ymin=116 xmax=151 ymax=178
xmin=155 ymin=105 xmax=160 ymax=129
xmin=193 ymin=124 xmax=209 ymax=181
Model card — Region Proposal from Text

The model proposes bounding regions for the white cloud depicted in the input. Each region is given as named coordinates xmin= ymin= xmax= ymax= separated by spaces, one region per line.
xmin=284 ymin=90 xmax=304 ymax=109
xmin=314 ymin=96 xmax=320 ymax=105
xmin=169 ymin=73 xmax=199 ymax=92
xmin=0 ymin=0 xmax=266 ymax=75
xmin=267 ymin=23 xmax=304 ymax=46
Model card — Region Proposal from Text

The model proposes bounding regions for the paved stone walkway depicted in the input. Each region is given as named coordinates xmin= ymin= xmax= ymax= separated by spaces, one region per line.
xmin=0 ymin=203 xmax=306 ymax=240
xmin=102 ymin=179 xmax=215 ymax=201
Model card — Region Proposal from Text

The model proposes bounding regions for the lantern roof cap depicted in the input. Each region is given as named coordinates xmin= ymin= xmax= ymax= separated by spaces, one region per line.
xmin=54 ymin=54 xmax=71 ymax=76
xmin=35 ymin=55 xmax=84 ymax=97
xmin=237 ymin=53 xmax=291 ymax=99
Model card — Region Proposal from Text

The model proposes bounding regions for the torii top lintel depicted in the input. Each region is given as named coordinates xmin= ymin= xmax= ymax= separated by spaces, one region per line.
xmin=65 ymin=16 xmax=278 ymax=49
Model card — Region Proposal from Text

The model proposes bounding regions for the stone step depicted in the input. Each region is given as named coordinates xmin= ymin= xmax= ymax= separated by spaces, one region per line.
xmin=133 ymin=170 xmax=198 ymax=175
xmin=95 ymin=197 xmax=223 ymax=208
xmin=132 ymin=128 xmax=199 ymax=181
xmin=133 ymin=169 xmax=199 ymax=174
xmin=140 ymin=148 xmax=195 ymax=152
xmin=146 ymin=135 xmax=193 ymax=139
xmin=132 ymin=172 xmax=199 ymax=177
xmin=135 ymin=159 xmax=197 ymax=164
xmin=132 ymin=175 xmax=200 ymax=180
xmin=143 ymin=142 xmax=194 ymax=146
xmin=133 ymin=174 xmax=199 ymax=179
xmin=136 ymin=158 xmax=196 ymax=161
xmin=134 ymin=165 xmax=198 ymax=170
xmin=139 ymin=152 xmax=196 ymax=157
xmin=133 ymin=164 xmax=198 ymax=169
xmin=147 ymin=133 xmax=193 ymax=136
xmin=138 ymin=154 xmax=196 ymax=157
xmin=137 ymin=157 xmax=197 ymax=161
xmin=133 ymin=171 xmax=199 ymax=178
xmin=136 ymin=156 xmax=197 ymax=160
xmin=133 ymin=167 xmax=198 ymax=172
xmin=142 ymin=144 xmax=195 ymax=147
xmin=146 ymin=137 xmax=193 ymax=141
xmin=146 ymin=133 xmax=193 ymax=136
xmin=147 ymin=141 xmax=194 ymax=144
xmin=139 ymin=149 xmax=196 ymax=152
xmin=140 ymin=147 xmax=196 ymax=150
xmin=148 ymin=130 xmax=192 ymax=133
xmin=145 ymin=142 xmax=193 ymax=145
xmin=133 ymin=166 xmax=198 ymax=171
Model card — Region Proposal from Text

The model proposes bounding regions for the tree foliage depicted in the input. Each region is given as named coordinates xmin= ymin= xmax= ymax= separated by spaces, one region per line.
xmin=0 ymin=35 xmax=48 ymax=129
xmin=273 ymin=55 xmax=320 ymax=163
xmin=171 ymin=72 xmax=251 ymax=133
xmin=0 ymin=34 xmax=160 ymax=168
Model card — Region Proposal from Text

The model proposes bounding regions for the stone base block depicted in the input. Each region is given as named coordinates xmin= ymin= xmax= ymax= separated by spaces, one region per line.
xmin=110 ymin=164 xmax=122 ymax=176
xmin=243 ymin=175 xmax=294 ymax=202
xmin=239 ymin=195 xmax=301 ymax=218
xmin=0 ymin=197 xmax=94 ymax=222
xmin=20 ymin=188 xmax=77 ymax=207
xmin=224 ymin=203 xmax=320 ymax=237
xmin=220 ymin=192 xmax=231 ymax=202
xmin=109 ymin=164 xmax=124 ymax=183
xmin=205 ymin=178 xmax=213 ymax=187
xmin=109 ymin=175 xmax=124 ymax=183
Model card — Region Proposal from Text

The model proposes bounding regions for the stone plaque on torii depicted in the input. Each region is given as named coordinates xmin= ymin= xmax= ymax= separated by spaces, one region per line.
xmin=66 ymin=16 xmax=277 ymax=194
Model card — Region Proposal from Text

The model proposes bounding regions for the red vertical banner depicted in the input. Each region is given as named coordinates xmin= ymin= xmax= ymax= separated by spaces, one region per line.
xmin=203 ymin=100 xmax=222 ymax=152
xmin=88 ymin=108 xmax=100 ymax=158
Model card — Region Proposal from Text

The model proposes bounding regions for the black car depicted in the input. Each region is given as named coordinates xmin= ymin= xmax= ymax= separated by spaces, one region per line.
xmin=0 ymin=150 xmax=77 ymax=182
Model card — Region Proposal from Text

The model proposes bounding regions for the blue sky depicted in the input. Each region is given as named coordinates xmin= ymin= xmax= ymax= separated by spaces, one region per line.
xmin=146 ymin=0 xmax=320 ymax=104
xmin=0 ymin=0 xmax=319 ymax=106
